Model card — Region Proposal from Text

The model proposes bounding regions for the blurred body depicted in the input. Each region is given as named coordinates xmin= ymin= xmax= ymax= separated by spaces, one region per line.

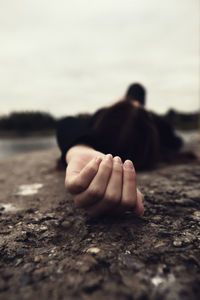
xmin=56 ymin=84 xmax=185 ymax=217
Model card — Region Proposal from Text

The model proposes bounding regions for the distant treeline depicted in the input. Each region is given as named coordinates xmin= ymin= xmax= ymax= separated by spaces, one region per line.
xmin=164 ymin=109 xmax=199 ymax=131
xmin=0 ymin=109 xmax=199 ymax=136
xmin=77 ymin=109 xmax=200 ymax=131
xmin=0 ymin=111 xmax=56 ymax=136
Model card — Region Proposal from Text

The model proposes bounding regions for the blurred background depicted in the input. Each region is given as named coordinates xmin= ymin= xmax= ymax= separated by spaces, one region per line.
xmin=0 ymin=0 xmax=199 ymax=157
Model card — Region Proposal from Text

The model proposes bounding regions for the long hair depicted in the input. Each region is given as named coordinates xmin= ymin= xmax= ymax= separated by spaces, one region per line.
xmin=92 ymin=100 xmax=160 ymax=170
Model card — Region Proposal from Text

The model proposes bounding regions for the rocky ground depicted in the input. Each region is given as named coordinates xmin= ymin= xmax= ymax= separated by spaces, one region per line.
xmin=0 ymin=138 xmax=200 ymax=300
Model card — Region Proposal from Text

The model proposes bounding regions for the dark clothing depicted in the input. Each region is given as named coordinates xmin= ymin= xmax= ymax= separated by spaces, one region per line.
xmin=56 ymin=116 xmax=96 ymax=166
xmin=150 ymin=112 xmax=183 ymax=160
xmin=56 ymin=110 xmax=183 ymax=167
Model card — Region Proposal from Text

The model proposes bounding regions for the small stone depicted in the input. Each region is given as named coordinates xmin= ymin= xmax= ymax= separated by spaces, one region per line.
xmin=192 ymin=211 xmax=200 ymax=221
xmin=152 ymin=275 xmax=165 ymax=286
xmin=86 ymin=238 xmax=92 ymax=242
xmin=76 ymin=254 xmax=98 ymax=272
xmin=155 ymin=242 xmax=166 ymax=248
xmin=173 ymin=240 xmax=183 ymax=247
xmin=61 ymin=221 xmax=71 ymax=229
xmin=40 ymin=225 xmax=48 ymax=232
xmin=152 ymin=216 xmax=162 ymax=222
xmin=34 ymin=256 xmax=41 ymax=263
xmin=27 ymin=224 xmax=35 ymax=230
xmin=86 ymin=247 xmax=100 ymax=254
xmin=15 ymin=258 xmax=23 ymax=267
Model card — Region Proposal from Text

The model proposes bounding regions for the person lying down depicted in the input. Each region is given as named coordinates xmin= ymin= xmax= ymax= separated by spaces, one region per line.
xmin=56 ymin=89 xmax=189 ymax=217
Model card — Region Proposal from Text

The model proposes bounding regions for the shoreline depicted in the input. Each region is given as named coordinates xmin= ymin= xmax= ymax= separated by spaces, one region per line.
xmin=0 ymin=129 xmax=199 ymax=139
xmin=0 ymin=130 xmax=55 ymax=139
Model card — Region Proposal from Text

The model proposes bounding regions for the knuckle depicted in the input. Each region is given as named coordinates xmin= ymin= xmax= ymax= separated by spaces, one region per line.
xmin=106 ymin=193 xmax=120 ymax=204
xmin=65 ymin=178 xmax=84 ymax=194
xmin=113 ymin=165 xmax=122 ymax=174
xmin=87 ymin=165 xmax=98 ymax=175
xmin=102 ymin=162 xmax=112 ymax=172
xmin=122 ymin=196 xmax=137 ymax=208
xmin=88 ymin=188 xmax=104 ymax=200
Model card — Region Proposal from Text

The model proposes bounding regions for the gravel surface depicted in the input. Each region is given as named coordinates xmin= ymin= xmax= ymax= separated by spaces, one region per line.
xmin=0 ymin=139 xmax=200 ymax=300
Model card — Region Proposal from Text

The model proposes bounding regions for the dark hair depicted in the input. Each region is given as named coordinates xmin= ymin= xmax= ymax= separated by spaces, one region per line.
xmin=125 ymin=83 xmax=146 ymax=106
xmin=92 ymin=100 xmax=160 ymax=170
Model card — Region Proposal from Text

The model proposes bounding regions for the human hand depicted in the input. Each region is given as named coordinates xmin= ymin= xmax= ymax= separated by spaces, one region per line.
xmin=65 ymin=145 xmax=144 ymax=217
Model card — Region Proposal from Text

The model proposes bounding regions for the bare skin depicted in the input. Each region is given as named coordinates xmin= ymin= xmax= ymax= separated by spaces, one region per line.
xmin=65 ymin=145 xmax=144 ymax=217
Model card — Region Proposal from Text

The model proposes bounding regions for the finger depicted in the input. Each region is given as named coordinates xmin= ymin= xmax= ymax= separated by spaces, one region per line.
xmin=65 ymin=157 xmax=102 ymax=194
xmin=74 ymin=154 xmax=113 ymax=208
xmin=121 ymin=160 xmax=137 ymax=210
xmin=133 ymin=189 xmax=144 ymax=216
xmin=112 ymin=188 xmax=144 ymax=217
xmin=86 ymin=156 xmax=123 ymax=216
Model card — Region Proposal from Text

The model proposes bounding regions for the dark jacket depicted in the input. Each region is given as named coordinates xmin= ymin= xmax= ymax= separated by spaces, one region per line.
xmin=56 ymin=109 xmax=183 ymax=167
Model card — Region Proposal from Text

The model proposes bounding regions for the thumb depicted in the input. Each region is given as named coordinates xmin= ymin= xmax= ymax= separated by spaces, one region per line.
xmin=65 ymin=157 xmax=102 ymax=194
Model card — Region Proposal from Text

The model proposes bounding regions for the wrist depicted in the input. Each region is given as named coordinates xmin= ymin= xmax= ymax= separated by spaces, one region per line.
xmin=66 ymin=144 xmax=95 ymax=164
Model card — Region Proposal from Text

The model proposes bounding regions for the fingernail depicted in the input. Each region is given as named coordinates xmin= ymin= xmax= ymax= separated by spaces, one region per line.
xmin=105 ymin=154 xmax=113 ymax=161
xmin=95 ymin=157 xmax=102 ymax=164
xmin=124 ymin=160 xmax=134 ymax=170
xmin=113 ymin=156 xmax=122 ymax=164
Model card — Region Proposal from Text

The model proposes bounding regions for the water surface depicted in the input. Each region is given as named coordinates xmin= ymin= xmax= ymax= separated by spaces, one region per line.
xmin=0 ymin=131 xmax=198 ymax=160
xmin=0 ymin=136 xmax=57 ymax=159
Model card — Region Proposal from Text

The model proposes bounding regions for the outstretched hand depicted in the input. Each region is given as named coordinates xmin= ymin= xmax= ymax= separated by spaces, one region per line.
xmin=65 ymin=145 xmax=144 ymax=217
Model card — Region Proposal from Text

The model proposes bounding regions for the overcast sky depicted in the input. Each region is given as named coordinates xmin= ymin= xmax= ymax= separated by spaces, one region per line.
xmin=0 ymin=0 xmax=199 ymax=116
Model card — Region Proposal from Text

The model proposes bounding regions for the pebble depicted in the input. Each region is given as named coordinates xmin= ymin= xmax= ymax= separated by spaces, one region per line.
xmin=152 ymin=275 xmax=165 ymax=286
xmin=86 ymin=247 xmax=100 ymax=254
xmin=192 ymin=211 xmax=200 ymax=221
xmin=40 ymin=225 xmax=48 ymax=231
xmin=34 ymin=256 xmax=41 ymax=263
xmin=76 ymin=255 xmax=98 ymax=272
xmin=153 ymin=216 xmax=162 ymax=222
xmin=61 ymin=221 xmax=72 ymax=229
xmin=149 ymin=190 xmax=155 ymax=194
xmin=155 ymin=242 xmax=166 ymax=248
xmin=173 ymin=240 xmax=183 ymax=247
xmin=15 ymin=258 xmax=23 ymax=267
